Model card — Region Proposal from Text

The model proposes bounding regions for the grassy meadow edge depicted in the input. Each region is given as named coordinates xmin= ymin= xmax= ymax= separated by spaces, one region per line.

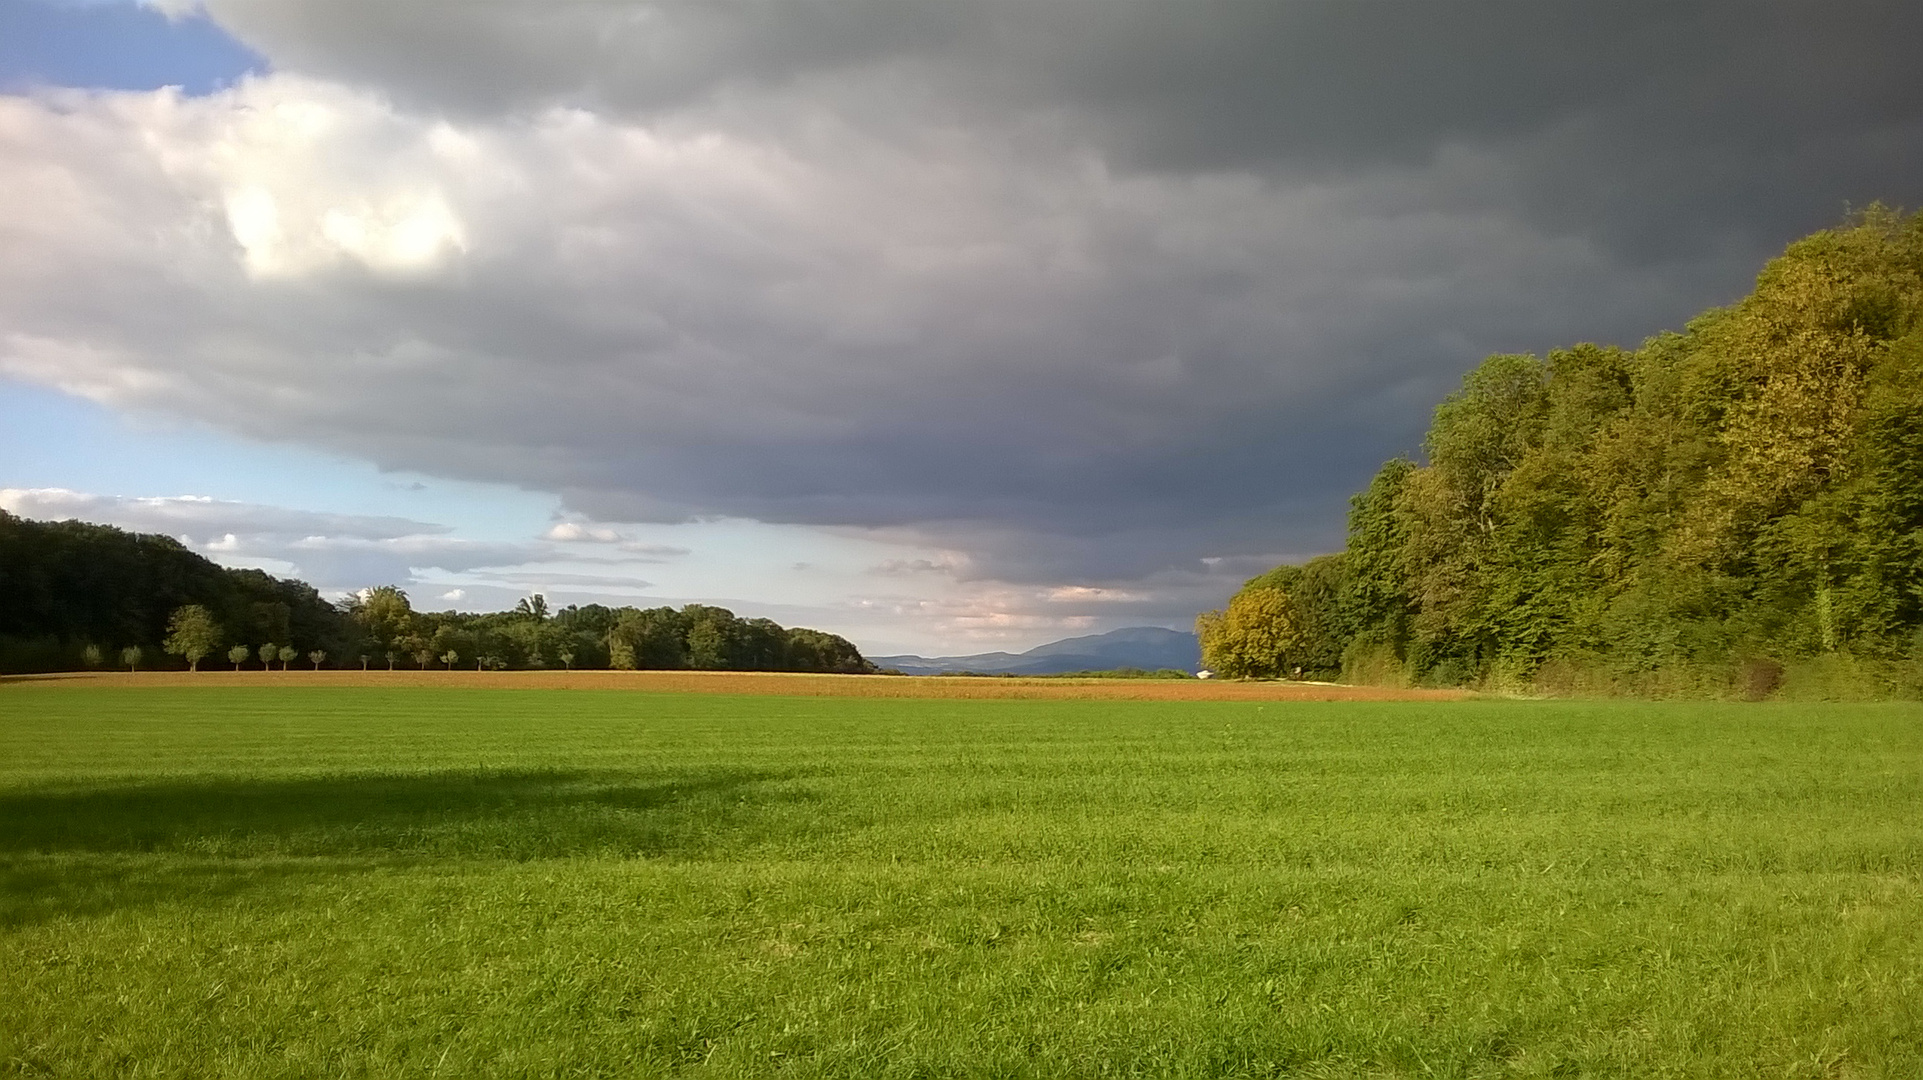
xmin=1 ymin=681 xmax=1918 ymax=1077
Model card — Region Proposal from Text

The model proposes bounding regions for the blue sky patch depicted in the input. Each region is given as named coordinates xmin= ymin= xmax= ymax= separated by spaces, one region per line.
xmin=0 ymin=0 xmax=261 ymax=95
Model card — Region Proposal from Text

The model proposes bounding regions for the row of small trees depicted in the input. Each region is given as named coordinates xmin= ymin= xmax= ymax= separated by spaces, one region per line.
xmin=111 ymin=604 xmax=328 ymax=671
xmin=342 ymin=588 xmax=873 ymax=674
xmin=77 ymin=593 xmax=872 ymax=676
xmin=77 ymin=643 xmax=148 ymax=673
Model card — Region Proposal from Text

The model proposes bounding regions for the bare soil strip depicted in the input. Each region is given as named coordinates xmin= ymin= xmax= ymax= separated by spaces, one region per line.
xmin=6 ymin=669 xmax=1468 ymax=701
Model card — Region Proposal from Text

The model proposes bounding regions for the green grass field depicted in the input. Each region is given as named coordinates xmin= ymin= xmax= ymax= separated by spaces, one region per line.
xmin=2 ymin=685 xmax=1919 ymax=1078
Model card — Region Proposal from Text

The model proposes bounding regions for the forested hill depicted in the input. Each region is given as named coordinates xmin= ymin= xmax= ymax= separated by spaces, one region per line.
xmin=0 ymin=511 xmax=872 ymax=675
xmin=0 ymin=511 xmax=351 ymax=674
xmin=1201 ymin=207 xmax=1923 ymax=697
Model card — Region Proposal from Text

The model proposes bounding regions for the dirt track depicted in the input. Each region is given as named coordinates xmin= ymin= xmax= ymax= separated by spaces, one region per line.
xmin=7 ymin=669 xmax=1468 ymax=702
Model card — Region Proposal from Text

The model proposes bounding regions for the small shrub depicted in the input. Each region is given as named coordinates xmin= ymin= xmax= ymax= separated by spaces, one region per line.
xmin=1340 ymin=641 xmax=1407 ymax=687
xmin=1736 ymin=658 xmax=1784 ymax=701
xmin=1423 ymin=657 xmax=1473 ymax=689
xmin=1776 ymin=653 xmax=1915 ymax=702
xmin=1529 ymin=656 xmax=1615 ymax=698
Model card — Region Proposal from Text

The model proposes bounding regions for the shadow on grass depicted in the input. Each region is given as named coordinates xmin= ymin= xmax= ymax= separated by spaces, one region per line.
xmin=0 ymin=767 xmax=822 ymax=927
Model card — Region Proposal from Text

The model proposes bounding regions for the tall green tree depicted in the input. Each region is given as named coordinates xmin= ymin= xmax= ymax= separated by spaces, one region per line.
xmin=347 ymin=586 xmax=415 ymax=657
xmin=162 ymin=605 xmax=222 ymax=672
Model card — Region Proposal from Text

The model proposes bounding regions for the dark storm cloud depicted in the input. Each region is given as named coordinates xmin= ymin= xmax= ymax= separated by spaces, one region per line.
xmin=203 ymin=1 xmax=1923 ymax=211
xmin=224 ymin=0 xmax=1923 ymax=284
xmin=5 ymin=1 xmax=1922 ymax=593
xmin=1020 ymin=2 xmax=1923 ymax=267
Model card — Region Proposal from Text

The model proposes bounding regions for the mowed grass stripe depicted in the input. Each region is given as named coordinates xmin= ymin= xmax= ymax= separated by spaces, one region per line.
xmin=2 ymin=686 xmax=1920 ymax=1077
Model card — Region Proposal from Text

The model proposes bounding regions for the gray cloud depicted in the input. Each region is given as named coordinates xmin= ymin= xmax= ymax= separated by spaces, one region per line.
xmin=461 ymin=569 xmax=656 ymax=592
xmin=0 ymin=487 xmax=443 ymax=542
xmin=615 ymin=542 xmax=691 ymax=559
xmin=267 ymin=534 xmax=551 ymax=591
xmin=871 ymin=558 xmax=962 ymax=577
xmin=200 ymin=0 xmax=1923 ymax=254
xmin=4 ymin=2 xmax=1922 ymax=601
xmin=0 ymin=487 xmax=544 ymax=588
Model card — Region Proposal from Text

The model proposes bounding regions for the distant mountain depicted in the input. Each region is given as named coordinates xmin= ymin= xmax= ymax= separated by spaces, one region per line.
xmin=872 ymin=626 xmax=1201 ymax=675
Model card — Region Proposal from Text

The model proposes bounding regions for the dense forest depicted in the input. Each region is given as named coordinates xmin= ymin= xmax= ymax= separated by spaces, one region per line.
xmin=1201 ymin=207 xmax=1923 ymax=698
xmin=0 ymin=512 xmax=871 ymax=675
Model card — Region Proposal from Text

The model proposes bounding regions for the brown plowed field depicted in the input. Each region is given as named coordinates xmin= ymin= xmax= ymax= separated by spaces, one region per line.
xmin=6 ymin=669 xmax=1469 ymax=701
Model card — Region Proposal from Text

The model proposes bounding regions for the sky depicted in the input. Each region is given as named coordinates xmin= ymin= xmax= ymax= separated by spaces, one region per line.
xmin=2 ymin=0 xmax=1921 ymax=657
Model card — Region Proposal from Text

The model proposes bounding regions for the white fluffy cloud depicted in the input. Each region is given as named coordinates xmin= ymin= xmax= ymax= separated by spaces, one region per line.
xmin=541 ymin=521 xmax=622 ymax=543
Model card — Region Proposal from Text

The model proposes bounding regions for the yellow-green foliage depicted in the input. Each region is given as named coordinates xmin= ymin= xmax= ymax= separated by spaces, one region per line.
xmin=159 ymin=604 xmax=222 ymax=672
xmin=1222 ymin=207 xmax=1923 ymax=695
xmin=1196 ymin=587 xmax=1301 ymax=678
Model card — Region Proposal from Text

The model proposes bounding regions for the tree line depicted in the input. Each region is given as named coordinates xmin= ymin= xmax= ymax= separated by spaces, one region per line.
xmin=342 ymin=588 xmax=871 ymax=674
xmin=1200 ymin=207 xmax=1923 ymax=698
xmin=0 ymin=513 xmax=872 ymax=675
